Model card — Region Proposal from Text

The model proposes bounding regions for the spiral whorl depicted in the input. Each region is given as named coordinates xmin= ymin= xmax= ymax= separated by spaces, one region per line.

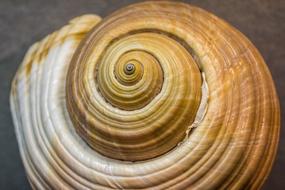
xmin=11 ymin=1 xmax=280 ymax=189
xmin=66 ymin=23 xmax=202 ymax=161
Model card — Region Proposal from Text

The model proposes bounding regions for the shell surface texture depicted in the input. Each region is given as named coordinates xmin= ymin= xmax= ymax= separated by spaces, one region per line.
xmin=10 ymin=1 xmax=280 ymax=190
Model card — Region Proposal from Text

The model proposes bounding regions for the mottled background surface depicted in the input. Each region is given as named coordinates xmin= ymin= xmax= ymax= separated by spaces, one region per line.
xmin=0 ymin=0 xmax=284 ymax=189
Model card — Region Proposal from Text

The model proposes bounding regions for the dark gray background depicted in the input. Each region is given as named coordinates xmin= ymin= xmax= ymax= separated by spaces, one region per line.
xmin=0 ymin=0 xmax=284 ymax=189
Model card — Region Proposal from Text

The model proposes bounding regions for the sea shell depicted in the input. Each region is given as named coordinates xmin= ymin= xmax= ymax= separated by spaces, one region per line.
xmin=10 ymin=1 xmax=280 ymax=189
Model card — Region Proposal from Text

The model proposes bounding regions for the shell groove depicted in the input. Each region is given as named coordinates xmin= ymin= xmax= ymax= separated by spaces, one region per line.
xmin=10 ymin=1 xmax=280 ymax=190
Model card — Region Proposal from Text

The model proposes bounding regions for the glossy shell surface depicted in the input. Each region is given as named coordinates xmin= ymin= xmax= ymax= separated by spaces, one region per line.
xmin=10 ymin=1 xmax=280 ymax=189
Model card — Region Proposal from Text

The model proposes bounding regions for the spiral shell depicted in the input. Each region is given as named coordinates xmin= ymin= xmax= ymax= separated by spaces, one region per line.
xmin=10 ymin=1 xmax=280 ymax=190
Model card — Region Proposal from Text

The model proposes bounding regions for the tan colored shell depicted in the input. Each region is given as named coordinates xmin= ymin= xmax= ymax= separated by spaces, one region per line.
xmin=10 ymin=1 xmax=280 ymax=190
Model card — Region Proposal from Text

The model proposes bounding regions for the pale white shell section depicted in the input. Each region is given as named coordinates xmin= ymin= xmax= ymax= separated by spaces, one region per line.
xmin=9 ymin=14 xmax=211 ymax=190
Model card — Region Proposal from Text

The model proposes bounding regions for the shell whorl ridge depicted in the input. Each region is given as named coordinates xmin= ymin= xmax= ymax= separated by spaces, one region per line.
xmin=10 ymin=1 xmax=280 ymax=190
